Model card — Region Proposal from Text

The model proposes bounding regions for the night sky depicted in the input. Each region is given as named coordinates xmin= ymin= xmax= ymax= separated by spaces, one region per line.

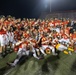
xmin=0 ymin=0 xmax=76 ymax=18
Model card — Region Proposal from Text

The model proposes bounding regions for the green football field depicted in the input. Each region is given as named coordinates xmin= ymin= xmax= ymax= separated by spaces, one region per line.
xmin=0 ymin=52 xmax=76 ymax=75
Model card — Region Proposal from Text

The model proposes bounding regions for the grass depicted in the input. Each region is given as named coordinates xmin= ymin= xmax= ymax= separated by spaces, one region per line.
xmin=0 ymin=52 xmax=76 ymax=75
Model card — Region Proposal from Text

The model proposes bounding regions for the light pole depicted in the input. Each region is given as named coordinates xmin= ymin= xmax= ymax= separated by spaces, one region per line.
xmin=44 ymin=0 xmax=51 ymax=12
xmin=50 ymin=0 xmax=51 ymax=12
xmin=44 ymin=0 xmax=53 ymax=12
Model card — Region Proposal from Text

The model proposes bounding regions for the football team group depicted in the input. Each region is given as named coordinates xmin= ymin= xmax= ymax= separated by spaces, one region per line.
xmin=0 ymin=16 xmax=76 ymax=67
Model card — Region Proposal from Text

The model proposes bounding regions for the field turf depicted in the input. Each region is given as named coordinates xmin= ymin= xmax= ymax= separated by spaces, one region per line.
xmin=0 ymin=52 xmax=76 ymax=75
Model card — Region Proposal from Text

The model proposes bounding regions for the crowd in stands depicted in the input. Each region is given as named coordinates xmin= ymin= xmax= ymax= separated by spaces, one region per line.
xmin=0 ymin=15 xmax=76 ymax=66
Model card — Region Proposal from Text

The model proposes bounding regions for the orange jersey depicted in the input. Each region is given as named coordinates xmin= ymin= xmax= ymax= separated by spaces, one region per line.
xmin=0 ymin=29 xmax=6 ymax=35
xmin=41 ymin=37 xmax=49 ymax=45
xmin=64 ymin=28 xmax=70 ymax=34
xmin=4 ymin=21 xmax=10 ymax=26
xmin=19 ymin=41 xmax=29 ymax=48
xmin=23 ymin=32 xmax=30 ymax=38
xmin=73 ymin=33 xmax=76 ymax=40
xmin=30 ymin=39 xmax=36 ymax=43
xmin=62 ymin=21 xmax=69 ymax=26
xmin=30 ymin=39 xmax=38 ymax=48
xmin=44 ymin=27 xmax=50 ymax=32
xmin=14 ymin=31 xmax=20 ymax=39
